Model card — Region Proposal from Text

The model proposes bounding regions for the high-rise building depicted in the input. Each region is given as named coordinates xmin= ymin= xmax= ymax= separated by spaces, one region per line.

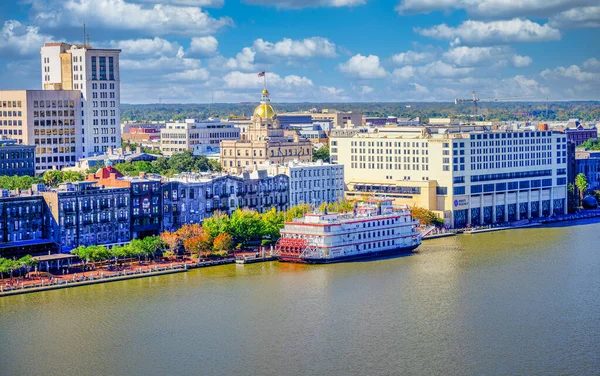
xmin=331 ymin=125 xmax=569 ymax=227
xmin=40 ymin=42 xmax=121 ymax=156
xmin=0 ymin=90 xmax=82 ymax=173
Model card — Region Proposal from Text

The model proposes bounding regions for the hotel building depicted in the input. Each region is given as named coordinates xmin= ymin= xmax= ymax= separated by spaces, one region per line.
xmin=0 ymin=90 xmax=82 ymax=173
xmin=331 ymin=126 xmax=568 ymax=227
xmin=40 ymin=42 xmax=121 ymax=156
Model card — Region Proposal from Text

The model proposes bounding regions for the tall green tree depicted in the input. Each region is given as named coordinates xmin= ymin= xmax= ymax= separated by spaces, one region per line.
xmin=312 ymin=145 xmax=330 ymax=162
xmin=202 ymin=211 xmax=231 ymax=241
xmin=43 ymin=170 xmax=64 ymax=187
xmin=261 ymin=207 xmax=285 ymax=241
xmin=575 ymin=173 xmax=589 ymax=202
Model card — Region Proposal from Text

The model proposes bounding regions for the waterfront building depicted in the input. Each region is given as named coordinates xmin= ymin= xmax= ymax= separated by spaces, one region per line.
xmin=220 ymin=88 xmax=312 ymax=172
xmin=86 ymin=164 xmax=162 ymax=238
xmin=267 ymin=160 xmax=344 ymax=207
xmin=41 ymin=42 xmax=121 ymax=156
xmin=239 ymin=170 xmax=289 ymax=213
xmin=0 ymin=139 xmax=36 ymax=176
xmin=330 ymin=125 xmax=568 ymax=227
xmin=162 ymin=170 xmax=290 ymax=231
xmin=0 ymin=190 xmax=56 ymax=258
xmin=0 ymin=90 xmax=82 ymax=173
xmin=575 ymin=149 xmax=600 ymax=190
xmin=160 ymin=118 xmax=240 ymax=157
xmin=42 ymin=181 xmax=130 ymax=251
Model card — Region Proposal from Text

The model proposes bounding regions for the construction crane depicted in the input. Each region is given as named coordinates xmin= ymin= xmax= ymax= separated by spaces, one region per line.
xmin=455 ymin=91 xmax=533 ymax=118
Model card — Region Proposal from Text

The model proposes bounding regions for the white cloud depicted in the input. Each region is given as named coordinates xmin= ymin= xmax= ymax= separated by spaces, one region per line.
xmin=222 ymin=71 xmax=314 ymax=90
xmin=108 ymin=37 xmax=179 ymax=56
xmin=512 ymin=55 xmax=533 ymax=67
xmin=354 ymin=85 xmax=374 ymax=94
xmin=137 ymin=0 xmax=224 ymax=6
xmin=253 ymin=37 xmax=337 ymax=58
xmin=549 ymin=6 xmax=600 ymax=29
xmin=121 ymin=54 xmax=202 ymax=71
xmin=393 ymin=61 xmax=473 ymax=81
xmin=338 ymin=54 xmax=388 ymax=79
xmin=541 ymin=64 xmax=600 ymax=82
xmin=243 ymin=0 xmax=365 ymax=9
xmin=319 ymin=85 xmax=350 ymax=100
xmin=396 ymin=0 xmax=597 ymax=19
xmin=391 ymin=50 xmax=434 ymax=65
xmin=443 ymin=46 xmax=532 ymax=67
xmin=0 ymin=20 xmax=51 ymax=56
xmin=189 ymin=36 xmax=218 ymax=57
xmin=224 ymin=47 xmax=256 ymax=71
xmin=416 ymin=19 xmax=561 ymax=45
xmin=61 ymin=0 xmax=233 ymax=36
xmin=410 ymin=83 xmax=429 ymax=95
xmin=165 ymin=68 xmax=210 ymax=82
xmin=583 ymin=58 xmax=600 ymax=71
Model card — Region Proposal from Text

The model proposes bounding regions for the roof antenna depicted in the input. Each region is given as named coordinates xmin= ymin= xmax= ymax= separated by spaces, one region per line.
xmin=83 ymin=23 xmax=86 ymax=46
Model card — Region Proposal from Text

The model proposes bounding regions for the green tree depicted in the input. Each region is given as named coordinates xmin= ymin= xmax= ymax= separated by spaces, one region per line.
xmin=62 ymin=171 xmax=85 ymax=182
xmin=579 ymin=138 xmax=600 ymax=150
xmin=312 ymin=145 xmax=330 ymax=162
xmin=575 ymin=173 xmax=589 ymax=202
xmin=0 ymin=175 xmax=44 ymax=190
xmin=43 ymin=170 xmax=64 ymax=187
xmin=202 ymin=211 xmax=231 ymax=241
xmin=261 ymin=207 xmax=285 ymax=241
xmin=228 ymin=208 xmax=263 ymax=246
xmin=153 ymin=157 xmax=169 ymax=174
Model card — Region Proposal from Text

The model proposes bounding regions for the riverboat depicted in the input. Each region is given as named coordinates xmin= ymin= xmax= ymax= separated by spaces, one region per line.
xmin=274 ymin=199 xmax=421 ymax=263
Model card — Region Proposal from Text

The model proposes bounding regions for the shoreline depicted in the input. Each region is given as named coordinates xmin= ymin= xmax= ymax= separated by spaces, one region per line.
xmin=3 ymin=213 xmax=600 ymax=297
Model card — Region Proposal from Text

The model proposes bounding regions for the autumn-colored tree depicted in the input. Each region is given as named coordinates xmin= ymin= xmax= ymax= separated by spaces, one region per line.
xmin=284 ymin=203 xmax=311 ymax=222
xmin=213 ymin=233 xmax=234 ymax=253
xmin=410 ymin=206 xmax=443 ymax=227
xmin=160 ymin=231 xmax=179 ymax=253
xmin=183 ymin=231 xmax=212 ymax=257
xmin=175 ymin=223 xmax=203 ymax=244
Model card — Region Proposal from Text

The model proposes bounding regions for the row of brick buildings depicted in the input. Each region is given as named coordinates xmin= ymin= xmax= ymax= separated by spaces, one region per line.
xmin=0 ymin=161 xmax=344 ymax=258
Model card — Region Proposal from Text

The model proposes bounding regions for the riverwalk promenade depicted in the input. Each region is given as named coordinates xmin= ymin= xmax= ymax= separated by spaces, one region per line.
xmin=0 ymin=258 xmax=234 ymax=297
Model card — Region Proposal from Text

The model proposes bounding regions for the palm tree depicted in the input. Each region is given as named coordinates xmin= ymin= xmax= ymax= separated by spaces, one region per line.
xmin=575 ymin=173 xmax=589 ymax=205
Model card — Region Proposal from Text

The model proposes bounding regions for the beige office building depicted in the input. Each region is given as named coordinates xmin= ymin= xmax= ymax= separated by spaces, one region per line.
xmin=220 ymin=88 xmax=312 ymax=172
xmin=331 ymin=126 xmax=568 ymax=227
xmin=0 ymin=90 xmax=83 ymax=173
xmin=284 ymin=110 xmax=362 ymax=129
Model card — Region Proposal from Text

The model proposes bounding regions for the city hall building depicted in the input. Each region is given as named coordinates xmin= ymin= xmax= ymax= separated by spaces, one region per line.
xmin=330 ymin=125 xmax=568 ymax=227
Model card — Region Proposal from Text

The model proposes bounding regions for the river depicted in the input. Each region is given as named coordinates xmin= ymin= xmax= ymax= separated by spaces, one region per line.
xmin=2 ymin=220 xmax=600 ymax=375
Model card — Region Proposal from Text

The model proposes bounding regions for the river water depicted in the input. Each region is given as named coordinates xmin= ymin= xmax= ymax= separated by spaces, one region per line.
xmin=2 ymin=220 xmax=600 ymax=375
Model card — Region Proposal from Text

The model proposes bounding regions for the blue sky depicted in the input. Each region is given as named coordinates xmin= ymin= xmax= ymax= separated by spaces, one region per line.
xmin=1 ymin=0 xmax=599 ymax=103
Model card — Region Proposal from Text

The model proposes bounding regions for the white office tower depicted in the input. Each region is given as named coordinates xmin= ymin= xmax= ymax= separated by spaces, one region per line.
xmin=41 ymin=42 xmax=121 ymax=156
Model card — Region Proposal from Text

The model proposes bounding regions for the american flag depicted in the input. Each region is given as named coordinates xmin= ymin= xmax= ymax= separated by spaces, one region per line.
xmin=258 ymin=71 xmax=265 ymax=77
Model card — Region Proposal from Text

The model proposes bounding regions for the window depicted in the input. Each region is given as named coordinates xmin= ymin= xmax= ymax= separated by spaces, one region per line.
xmin=436 ymin=186 xmax=448 ymax=195
xmin=471 ymin=185 xmax=482 ymax=194
xmin=453 ymin=186 xmax=465 ymax=195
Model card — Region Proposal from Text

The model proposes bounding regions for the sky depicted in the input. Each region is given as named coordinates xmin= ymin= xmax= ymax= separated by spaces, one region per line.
xmin=0 ymin=0 xmax=599 ymax=104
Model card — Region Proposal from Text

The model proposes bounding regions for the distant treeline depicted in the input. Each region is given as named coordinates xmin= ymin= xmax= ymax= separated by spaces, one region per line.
xmin=121 ymin=101 xmax=600 ymax=123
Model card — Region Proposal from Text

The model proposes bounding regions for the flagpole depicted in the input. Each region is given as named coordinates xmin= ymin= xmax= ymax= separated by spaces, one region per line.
xmin=264 ymin=71 xmax=267 ymax=91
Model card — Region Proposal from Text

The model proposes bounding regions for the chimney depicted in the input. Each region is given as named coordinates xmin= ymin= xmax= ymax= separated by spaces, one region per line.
xmin=136 ymin=146 xmax=142 ymax=154
xmin=126 ymin=146 xmax=131 ymax=153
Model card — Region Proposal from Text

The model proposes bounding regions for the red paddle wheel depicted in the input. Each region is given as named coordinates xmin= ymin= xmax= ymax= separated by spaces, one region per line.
xmin=274 ymin=237 xmax=310 ymax=262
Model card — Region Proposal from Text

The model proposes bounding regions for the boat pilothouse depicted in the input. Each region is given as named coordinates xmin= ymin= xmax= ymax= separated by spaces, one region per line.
xmin=275 ymin=199 xmax=422 ymax=263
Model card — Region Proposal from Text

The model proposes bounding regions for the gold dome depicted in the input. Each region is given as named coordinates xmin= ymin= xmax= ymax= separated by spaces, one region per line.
xmin=254 ymin=103 xmax=275 ymax=119
xmin=262 ymin=88 xmax=270 ymax=95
